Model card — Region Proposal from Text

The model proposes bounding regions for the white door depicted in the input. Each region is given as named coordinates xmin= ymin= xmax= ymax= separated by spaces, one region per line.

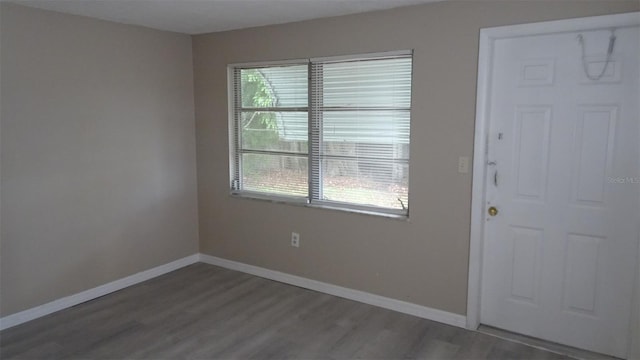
xmin=480 ymin=24 xmax=639 ymax=358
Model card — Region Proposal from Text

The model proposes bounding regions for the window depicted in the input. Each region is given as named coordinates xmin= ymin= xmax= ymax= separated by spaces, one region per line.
xmin=230 ymin=51 xmax=412 ymax=216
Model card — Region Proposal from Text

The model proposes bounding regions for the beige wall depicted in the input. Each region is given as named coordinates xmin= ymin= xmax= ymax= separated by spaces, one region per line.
xmin=0 ymin=4 xmax=198 ymax=316
xmin=193 ymin=1 xmax=639 ymax=315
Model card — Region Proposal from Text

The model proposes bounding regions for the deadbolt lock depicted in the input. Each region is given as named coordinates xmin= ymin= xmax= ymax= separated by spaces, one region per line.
xmin=488 ymin=206 xmax=499 ymax=216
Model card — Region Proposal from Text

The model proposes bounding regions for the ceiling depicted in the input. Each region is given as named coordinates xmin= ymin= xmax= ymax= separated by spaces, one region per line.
xmin=7 ymin=0 xmax=443 ymax=35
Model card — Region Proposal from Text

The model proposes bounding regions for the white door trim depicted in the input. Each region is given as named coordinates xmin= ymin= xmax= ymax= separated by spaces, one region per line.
xmin=467 ymin=11 xmax=640 ymax=356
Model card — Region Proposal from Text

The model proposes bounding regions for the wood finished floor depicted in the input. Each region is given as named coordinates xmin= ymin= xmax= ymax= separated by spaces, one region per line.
xmin=0 ymin=263 xmax=573 ymax=359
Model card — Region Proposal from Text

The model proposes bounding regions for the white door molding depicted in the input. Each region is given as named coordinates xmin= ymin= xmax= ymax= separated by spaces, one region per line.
xmin=467 ymin=11 xmax=640 ymax=357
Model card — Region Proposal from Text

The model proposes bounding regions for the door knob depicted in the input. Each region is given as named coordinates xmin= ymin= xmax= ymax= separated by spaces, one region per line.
xmin=488 ymin=206 xmax=499 ymax=216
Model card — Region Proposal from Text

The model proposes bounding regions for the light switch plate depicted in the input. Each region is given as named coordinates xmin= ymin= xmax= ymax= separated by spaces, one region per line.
xmin=458 ymin=156 xmax=470 ymax=174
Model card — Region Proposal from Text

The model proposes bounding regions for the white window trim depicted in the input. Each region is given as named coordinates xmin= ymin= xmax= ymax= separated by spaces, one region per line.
xmin=227 ymin=50 xmax=413 ymax=218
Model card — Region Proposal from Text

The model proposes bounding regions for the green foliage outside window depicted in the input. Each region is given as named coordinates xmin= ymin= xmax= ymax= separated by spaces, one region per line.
xmin=241 ymin=70 xmax=281 ymax=177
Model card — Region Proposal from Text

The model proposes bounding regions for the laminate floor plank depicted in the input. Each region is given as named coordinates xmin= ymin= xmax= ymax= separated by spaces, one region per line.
xmin=0 ymin=263 xmax=575 ymax=359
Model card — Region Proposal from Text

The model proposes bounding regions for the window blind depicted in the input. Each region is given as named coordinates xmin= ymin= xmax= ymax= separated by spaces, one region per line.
xmin=230 ymin=51 xmax=412 ymax=216
xmin=232 ymin=64 xmax=309 ymax=198
xmin=310 ymin=55 xmax=412 ymax=213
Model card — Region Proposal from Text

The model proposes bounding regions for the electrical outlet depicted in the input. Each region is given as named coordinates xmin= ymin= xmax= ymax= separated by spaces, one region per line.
xmin=291 ymin=232 xmax=300 ymax=248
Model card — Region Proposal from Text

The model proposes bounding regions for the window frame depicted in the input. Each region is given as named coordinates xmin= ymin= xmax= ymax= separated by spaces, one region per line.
xmin=228 ymin=51 xmax=413 ymax=218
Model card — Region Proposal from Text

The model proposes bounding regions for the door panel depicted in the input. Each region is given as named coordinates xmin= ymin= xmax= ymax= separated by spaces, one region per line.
xmin=509 ymin=226 xmax=542 ymax=304
xmin=513 ymin=106 xmax=551 ymax=201
xmin=563 ymin=233 xmax=601 ymax=316
xmin=480 ymin=25 xmax=639 ymax=358
xmin=572 ymin=106 xmax=617 ymax=205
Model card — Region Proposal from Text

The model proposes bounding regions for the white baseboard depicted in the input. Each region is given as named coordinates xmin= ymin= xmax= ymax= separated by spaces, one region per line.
xmin=1 ymin=253 xmax=466 ymax=332
xmin=0 ymin=254 xmax=199 ymax=331
xmin=199 ymin=254 xmax=467 ymax=328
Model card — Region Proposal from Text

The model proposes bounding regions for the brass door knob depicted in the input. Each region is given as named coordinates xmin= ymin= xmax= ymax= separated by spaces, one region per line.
xmin=488 ymin=206 xmax=498 ymax=216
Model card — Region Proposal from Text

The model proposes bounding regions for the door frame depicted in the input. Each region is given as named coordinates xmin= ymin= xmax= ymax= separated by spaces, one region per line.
xmin=466 ymin=11 xmax=640 ymax=356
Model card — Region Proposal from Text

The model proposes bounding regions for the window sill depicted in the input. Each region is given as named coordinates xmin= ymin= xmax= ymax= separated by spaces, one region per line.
xmin=229 ymin=192 xmax=409 ymax=221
